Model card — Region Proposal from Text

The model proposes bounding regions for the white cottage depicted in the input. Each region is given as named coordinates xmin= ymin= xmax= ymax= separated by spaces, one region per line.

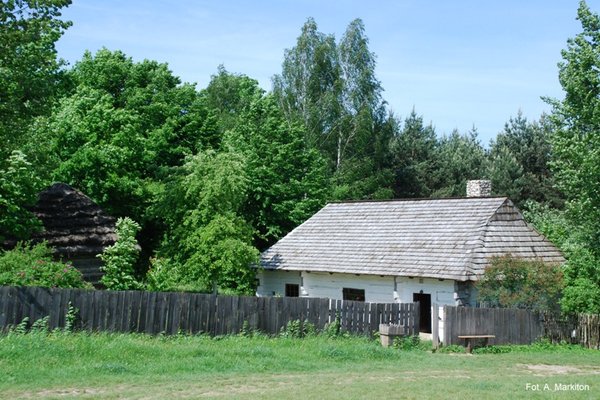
xmin=257 ymin=181 xmax=564 ymax=333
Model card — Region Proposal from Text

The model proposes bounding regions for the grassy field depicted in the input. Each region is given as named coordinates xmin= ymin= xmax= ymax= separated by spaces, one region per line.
xmin=1 ymin=330 xmax=599 ymax=399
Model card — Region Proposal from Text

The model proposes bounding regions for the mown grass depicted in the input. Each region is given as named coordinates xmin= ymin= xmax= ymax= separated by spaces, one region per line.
xmin=1 ymin=330 xmax=599 ymax=399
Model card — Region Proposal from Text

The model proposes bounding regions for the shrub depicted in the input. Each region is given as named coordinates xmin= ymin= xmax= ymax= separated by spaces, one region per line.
xmin=0 ymin=242 xmax=89 ymax=288
xmin=477 ymin=255 xmax=563 ymax=311
xmin=323 ymin=312 xmax=341 ymax=338
xmin=98 ymin=217 xmax=142 ymax=290
xmin=393 ymin=335 xmax=424 ymax=351
xmin=279 ymin=319 xmax=317 ymax=338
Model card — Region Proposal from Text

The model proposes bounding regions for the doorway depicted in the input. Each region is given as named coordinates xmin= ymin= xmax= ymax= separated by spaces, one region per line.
xmin=413 ymin=293 xmax=431 ymax=333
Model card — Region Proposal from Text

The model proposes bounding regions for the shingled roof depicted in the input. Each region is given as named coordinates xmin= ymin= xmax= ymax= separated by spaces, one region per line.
xmin=260 ymin=197 xmax=565 ymax=281
xmin=29 ymin=183 xmax=117 ymax=257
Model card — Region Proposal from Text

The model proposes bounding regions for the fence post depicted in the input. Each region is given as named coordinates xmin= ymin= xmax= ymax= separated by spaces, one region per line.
xmin=431 ymin=303 xmax=439 ymax=349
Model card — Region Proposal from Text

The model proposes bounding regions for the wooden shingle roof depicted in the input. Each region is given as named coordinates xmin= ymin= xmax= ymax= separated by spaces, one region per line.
xmin=260 ymin=197 xmax=565 ymax=281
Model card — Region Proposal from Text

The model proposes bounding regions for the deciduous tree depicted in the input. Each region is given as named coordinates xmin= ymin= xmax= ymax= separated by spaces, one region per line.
xmin=0 ymin=0 xmax=72 ymax=156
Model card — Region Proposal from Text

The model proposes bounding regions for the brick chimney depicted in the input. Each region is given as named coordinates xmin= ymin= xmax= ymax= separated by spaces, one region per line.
xmin=466 ymin=180 xmax=492 ymax=197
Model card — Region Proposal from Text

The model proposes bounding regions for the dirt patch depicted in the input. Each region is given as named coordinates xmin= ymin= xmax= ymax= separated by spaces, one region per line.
xmin=18 ymin=388 xmax=105 ymax=398
xmin=520 ymin=364 xmax=600 ymax=376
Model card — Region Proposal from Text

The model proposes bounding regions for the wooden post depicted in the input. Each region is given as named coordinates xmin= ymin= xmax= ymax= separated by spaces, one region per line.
xmin=431 ymin=303 xmax=439 ymax=350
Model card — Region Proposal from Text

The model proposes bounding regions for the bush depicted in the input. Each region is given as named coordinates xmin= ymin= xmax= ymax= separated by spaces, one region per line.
xmin=0 ymin=242 xmax=89 ymax=288
xmin=98 ymin=217 xmax=142 ymax=290
xmin=393 ymin=335 xmax=432 ymax=351
xmin=477 ymin=255 xmax=563 ymax=311
xmin=279 ymin=319 xmax=317 ymax=338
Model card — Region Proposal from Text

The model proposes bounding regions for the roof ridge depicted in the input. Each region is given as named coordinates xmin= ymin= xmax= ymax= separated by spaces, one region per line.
xmin=329 ymin=196 xmax=508 ymax=205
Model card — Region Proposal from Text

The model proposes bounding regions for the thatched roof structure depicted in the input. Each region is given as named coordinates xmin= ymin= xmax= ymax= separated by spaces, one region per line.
xmin=2 ymin=183 xmax=119 ymax=283
xmin=260 ymin=197 xmax=565 ymax=281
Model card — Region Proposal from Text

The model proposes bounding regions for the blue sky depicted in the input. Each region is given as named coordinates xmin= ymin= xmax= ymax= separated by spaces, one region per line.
xmin=55 ymin=1 xmax=598 ymax=145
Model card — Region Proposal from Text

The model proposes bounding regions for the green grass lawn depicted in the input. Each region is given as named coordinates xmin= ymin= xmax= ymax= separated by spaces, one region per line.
xmin=1 ymin=331 xmax=599 ymax=399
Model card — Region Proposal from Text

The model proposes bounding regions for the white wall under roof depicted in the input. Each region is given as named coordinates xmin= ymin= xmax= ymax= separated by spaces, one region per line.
xmin=395 ymin=276 xmax=456 ymax=305
xmin=256 ymin=269 xmax=301 ymax=297
xmin=301 ymin=272 xmax=395 ymax=303
xmin=257 ymin=270 xmax=457 ymax=306
xmin=257 ymin=270 xmax=460 ymax=343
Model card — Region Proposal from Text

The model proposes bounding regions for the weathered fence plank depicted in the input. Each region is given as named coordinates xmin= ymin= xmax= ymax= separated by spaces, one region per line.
xmin=443 ymin=306 xmax=600 ymax=348
xmin=0 ymin=286 xmax=425 ymax=338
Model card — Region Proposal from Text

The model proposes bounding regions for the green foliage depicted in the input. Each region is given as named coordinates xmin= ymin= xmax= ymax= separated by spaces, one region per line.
xmin=225 ymin=94 xmax=329 ymax=248
xmin=152 ymin=150 xmax=259 ymax=294
xmin=0 ymin=151 xmax=42 ymax=241
xmin=549 ymin=1 xmax=600 ymax=256
xmin=279 ymin=319 xmax=317 ymax=338
xmin=477 ymin=255 xmax=564 ymax=311
xmin=323 ymin=312 xmax=342 ymax=338
xmin=391 ymin=110 xmax=438 ymax=198
xmin=393 ymin=335 xmax=425 ymax=351
xmin=437 ymin=344 xmax=466 ymax=354
xmin=485 ymin=145 xmax=525 ymax=201
xmin=489 ymin=113 xmax=562 ymax=207
xmin=145 ymin=257 xmax=179 ymax=292
xmin=180 ymin=214 xmax=258 ymax=293
xmin=273 ymin=18 xmax=396 ymax=200
xmin=472 ymin=339 xmax=587 ymax=354
xmin=13 ymin=317 xmax=29 ymax=335
xmin=524 ymin=201 xmax=600 ymax=313
xmin=99 ymin=217 xmax=143 ymax=290
xmin=30 ymin=316 xmax=50 ymax=333
xmin=0 ymin=0 xmax=72 ymax=156
xmin=432 ymin=129 xmax=487 ymax=197
xmin=64 ymin=302 xmax=78 ymax=333
xmin=33 ymin=48 xmax=217 ymax=220
xmin=203 ymin=65 xmax=264 ymax=133
xmin=0 ymin=242 xmax=89 ymax=288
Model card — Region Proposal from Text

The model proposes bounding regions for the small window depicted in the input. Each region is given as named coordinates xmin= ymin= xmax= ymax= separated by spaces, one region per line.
xmin=285 ymin=283 xmax=300 ymax=297
xmin=343 ymin=288 xmax=365 ymax=302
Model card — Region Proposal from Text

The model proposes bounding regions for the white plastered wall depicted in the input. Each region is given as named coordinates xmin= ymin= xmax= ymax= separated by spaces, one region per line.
xmin=256 ymin=269 xmax=301 ymax=297
xmin=300 ymin=271 xmax=395 ymax=303
xmin=394 ymin=276 xmax=456 ymax=344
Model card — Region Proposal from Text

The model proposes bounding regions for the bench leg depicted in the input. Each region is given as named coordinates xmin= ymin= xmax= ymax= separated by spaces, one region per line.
xmin=465 ymin=339 xmax=472 ymax=354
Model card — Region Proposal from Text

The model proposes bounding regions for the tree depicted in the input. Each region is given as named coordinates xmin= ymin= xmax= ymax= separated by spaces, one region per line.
xmin=203 ymin=65 xmax=264 ymax=134
xmin=542 ymin=1 xmax=600 ymax=312
xmin=0 ymin=0 xmax=72 ymax=157
xmin=549 ymin=1 xmax=600 ymax=253
xmin=391 ymin=110 xmax=438 ymax=198
xmin=488 ymin=112 xmax=562 ymax=207
xmin=524 ymin=201 xmax=600 ymax=313
xmin=0 ymin=151 xmax=42 ymax=241
xmin=151 ymin=150 xmax=258 ymax=294
xmin=272 ymin=17 xmax=340 ymax=151
xmin=335 ymin=18 xmax=385 ymax=171
xmin=433 ymin=129 xmax=487 ymax=197
xmin=31 ymin=49 xmax=217 ymax=220
xmin=225 ymin=94 xmax=329 ymax=250
xmin=477 ymin=255 xmax=563 ymax=311
xmin=273 ymin=18 xmax=396 ymax=200
xmin=485 ymin=145 xmax=525 ymax=202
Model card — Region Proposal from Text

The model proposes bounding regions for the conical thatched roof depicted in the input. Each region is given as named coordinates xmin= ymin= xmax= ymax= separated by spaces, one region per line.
xmin=30 ymin=183 xmax=117 ymax=257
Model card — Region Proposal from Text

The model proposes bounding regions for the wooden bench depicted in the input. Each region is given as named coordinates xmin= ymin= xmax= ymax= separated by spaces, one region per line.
xmin=457 ymin=335 xmax=495 ymax=353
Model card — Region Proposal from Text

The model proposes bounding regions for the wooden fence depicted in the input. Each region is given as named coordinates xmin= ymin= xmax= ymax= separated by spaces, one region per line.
xmin=443 ymin=305 xmax=600 ymax=349
xmin=0 ymin=286 xmax=419 ymax=336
